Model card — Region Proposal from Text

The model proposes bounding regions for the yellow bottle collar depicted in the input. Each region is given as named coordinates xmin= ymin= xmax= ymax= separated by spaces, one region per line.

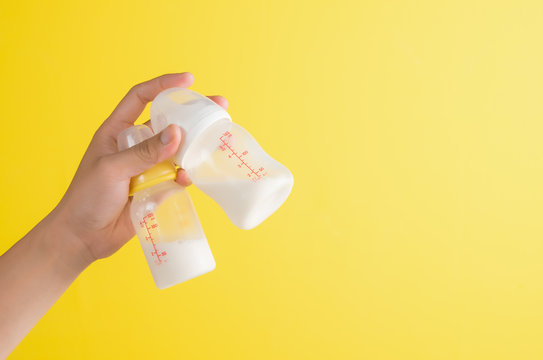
xmin=129 ymin=160 xmax=177 ymax=196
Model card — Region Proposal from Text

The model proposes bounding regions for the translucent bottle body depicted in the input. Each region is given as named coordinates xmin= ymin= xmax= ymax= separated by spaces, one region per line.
xmin=151 ymin=88 xmax=294 ymax=230
xmin=130 ymin=180 xmax=215 ymax=289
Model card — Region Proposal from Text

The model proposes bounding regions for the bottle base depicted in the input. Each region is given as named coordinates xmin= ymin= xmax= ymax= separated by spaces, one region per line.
xmin=140 ymin=238 xmax=216 ymax=289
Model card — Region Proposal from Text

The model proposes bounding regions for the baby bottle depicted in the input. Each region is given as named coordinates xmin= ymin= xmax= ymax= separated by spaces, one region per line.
xmin=117 ymin=125 xmax=215 ymax=289
xmin=150 ymin=88 xmax=294 ymax=230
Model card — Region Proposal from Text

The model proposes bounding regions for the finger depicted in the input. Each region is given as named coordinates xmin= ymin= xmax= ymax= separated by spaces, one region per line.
xmin=106 ymin=73 xmax=194 ymax=129
xmin=207 ymin=95 xmax=229 ymax=110
xmin=105 ymin=124 xmax=182 ymax=178
xmin=175 ymin=168 xmax=192 ymax=187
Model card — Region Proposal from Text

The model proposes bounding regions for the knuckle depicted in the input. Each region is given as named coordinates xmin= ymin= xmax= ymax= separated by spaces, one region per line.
xmin=129 ymin=83 xmax=142 ymax=94
xmin=134 ymin=140 xmax=156 ymax=164
xmin=129 ymin=83 xmax=149 ymax=103
xmin=92 ymin=125 xmax=107 ymax=142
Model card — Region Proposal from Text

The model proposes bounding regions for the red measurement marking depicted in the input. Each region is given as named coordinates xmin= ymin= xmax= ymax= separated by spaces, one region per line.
xmin=219 ymin=131 xmax=267 ymax=181
xmin=139 ymin=213 xmax=167 ymax=265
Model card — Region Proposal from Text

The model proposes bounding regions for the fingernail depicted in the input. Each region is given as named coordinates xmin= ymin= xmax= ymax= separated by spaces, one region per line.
xmin=160 ymin=126 xmax=174 ymax=145
xmin=183 ymin=72 xmax=194 ymax=82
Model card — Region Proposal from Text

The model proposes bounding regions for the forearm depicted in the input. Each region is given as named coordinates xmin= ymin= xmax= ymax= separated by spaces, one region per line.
xmin=0 ymin=209 xmax=93 ymax=359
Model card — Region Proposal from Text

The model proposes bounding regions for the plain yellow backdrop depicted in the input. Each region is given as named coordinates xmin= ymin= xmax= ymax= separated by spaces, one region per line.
xmin=2 ymin=0 xmax=543 ymax=359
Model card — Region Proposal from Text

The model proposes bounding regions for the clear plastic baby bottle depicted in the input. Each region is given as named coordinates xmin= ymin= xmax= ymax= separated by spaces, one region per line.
xmin=150 ymin=88 xmax=294 ymax=230
xmin=117 ymin=125 xmax=215 ymax=289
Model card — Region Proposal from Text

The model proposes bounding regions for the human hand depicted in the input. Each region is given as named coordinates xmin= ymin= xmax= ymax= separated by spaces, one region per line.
xmin=1 ymin=73 xmax=230 ymax=356
xmin=51 ymin=73 xmax=228 ymax=263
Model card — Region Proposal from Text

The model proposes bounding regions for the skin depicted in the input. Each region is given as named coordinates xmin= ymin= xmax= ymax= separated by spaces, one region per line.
xmin=0 ymin=73 xmax=228 ymax=359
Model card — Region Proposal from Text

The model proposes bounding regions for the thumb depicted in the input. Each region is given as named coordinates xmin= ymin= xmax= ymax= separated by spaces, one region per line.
xmin=108 ymin=124 xmax=182 ymax=178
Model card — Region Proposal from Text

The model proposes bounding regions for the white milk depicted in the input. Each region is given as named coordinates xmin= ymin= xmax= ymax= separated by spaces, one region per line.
xmin=194 ymin=177 xmax=293 ymax=230
xmin=140 ymin=239 xmax=216 ymax=289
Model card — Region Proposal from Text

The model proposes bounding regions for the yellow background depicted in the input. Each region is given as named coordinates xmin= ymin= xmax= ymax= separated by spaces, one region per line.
xmin=2 ymin=0 xmax=543 ymax=359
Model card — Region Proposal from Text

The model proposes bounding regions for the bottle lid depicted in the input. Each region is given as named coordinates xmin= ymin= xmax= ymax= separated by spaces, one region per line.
xmin=117 ymin=125 xmax=177 ymax=195
xmin=150 ymin=88 xmax=232 ymax=169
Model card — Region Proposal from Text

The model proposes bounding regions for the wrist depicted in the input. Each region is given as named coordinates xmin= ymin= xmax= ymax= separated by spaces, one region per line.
xmin=38 ymin=207 xmax=96 ymax=277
